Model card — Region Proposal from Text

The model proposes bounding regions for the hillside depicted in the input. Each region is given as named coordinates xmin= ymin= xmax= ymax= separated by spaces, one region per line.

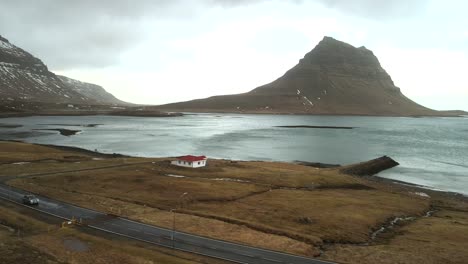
xmin=0 ymin=34 xmax=127 ymax=113
xmin=58 ymin=75 xmax=127 ymax=105
xmin=155 ymin=37 xmax=443 ymax=116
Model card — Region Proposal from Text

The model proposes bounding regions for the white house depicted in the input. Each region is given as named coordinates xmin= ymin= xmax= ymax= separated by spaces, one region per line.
xmin=171 ymin=155 xmax=207 ymax=168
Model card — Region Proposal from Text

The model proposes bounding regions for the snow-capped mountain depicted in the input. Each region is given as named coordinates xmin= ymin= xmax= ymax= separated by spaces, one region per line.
xmin=0 ymin=34 xmax=126 ymax=110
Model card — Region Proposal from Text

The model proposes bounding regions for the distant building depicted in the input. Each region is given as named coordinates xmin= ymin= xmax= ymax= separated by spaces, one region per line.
xmin=171 ymin=155 xmax=207 ymax=168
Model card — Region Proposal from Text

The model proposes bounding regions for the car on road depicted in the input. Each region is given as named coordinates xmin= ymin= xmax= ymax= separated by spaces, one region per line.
xmin=22 ymin=194 xmax=39 ymax=205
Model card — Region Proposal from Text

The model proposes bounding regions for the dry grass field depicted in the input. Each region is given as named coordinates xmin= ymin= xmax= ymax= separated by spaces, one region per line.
xmin=322 ymin=210 xmax=468 ymax=264
xmin=0 ymin=201 xmax=226 ymax=264
xmin=2 ymin=141 xmax=468 ymax=263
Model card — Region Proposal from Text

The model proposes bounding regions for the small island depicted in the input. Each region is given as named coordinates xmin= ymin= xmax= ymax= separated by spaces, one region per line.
xmin=276 ymin=125 xmax=355 ymax=129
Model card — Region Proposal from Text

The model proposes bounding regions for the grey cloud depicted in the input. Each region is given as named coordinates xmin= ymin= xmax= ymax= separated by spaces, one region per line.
xmin=205 ymin=0 xmax=267 ymax=7
xmin=316 ymin=0 xmax=430 ymax=18
xmin=0 ymin=0 xmax=183 ymax=70
xmin=0 ymin=0 xmax=429 ymax=71
xmin=209 ymin=0 xmax=429 ymax=18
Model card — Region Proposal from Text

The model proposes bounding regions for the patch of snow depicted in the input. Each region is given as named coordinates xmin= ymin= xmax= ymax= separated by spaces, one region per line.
xmin=212 ymin=178 xmax=250 ymax=183
xmin=323 ymin=90 xmax=327 ymax=95
xmin=0 ymin=40 xmax=15 ymax=50
xmin=12 ymin=162 xmax=30 ymax=165
xmin=166 ymin=174 xmax=186 ymax=178
xmin=414 ymin=192 xmax=430 ymax=198
xmin=0 ymin=62 xmax=19 ymax=67
xmin=297 ymin=89 xmax=301 ymax=95
xmin=302 ymin=96 xmax=313 ymax=106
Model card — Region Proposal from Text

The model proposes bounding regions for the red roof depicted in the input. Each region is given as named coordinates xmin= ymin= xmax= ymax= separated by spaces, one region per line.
xmin=177 ymin=155 xmax=207 ymax=162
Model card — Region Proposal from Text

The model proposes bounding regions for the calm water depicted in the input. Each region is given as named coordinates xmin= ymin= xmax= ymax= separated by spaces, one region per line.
xmin=1 ymin=114 xmax=467 ymax=195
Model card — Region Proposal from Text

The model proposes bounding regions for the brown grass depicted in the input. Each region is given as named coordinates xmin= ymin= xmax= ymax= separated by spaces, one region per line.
xmin=322 ymin=210 xmax=468 ymax=264
xmin=0 ymin=202 xmax=224 ymax=264
xmin=3 ymin=141 xmax=468 ymax=263
xmin=0 ymin=141 xmax=91 ymax=162
xmin=10 ymin=179 xmax=318 ymax=256
xmin=187 ymin=189 xmax=430 ymax=244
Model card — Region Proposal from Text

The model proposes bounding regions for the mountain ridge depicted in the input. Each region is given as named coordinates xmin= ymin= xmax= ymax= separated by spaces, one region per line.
xmin=57 ymin=75 xmax=127 ymax=106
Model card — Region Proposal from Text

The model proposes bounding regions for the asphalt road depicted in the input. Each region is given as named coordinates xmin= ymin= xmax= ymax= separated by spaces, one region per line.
xmin=0 ymin=184 xmax=334 ymax=264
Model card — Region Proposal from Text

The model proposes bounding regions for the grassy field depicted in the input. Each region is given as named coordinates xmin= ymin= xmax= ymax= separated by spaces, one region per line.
xmin=0 ymin=200 xmax=227 ymax=264
xmin=322 ymin=210 xmax=468 ymax=264
xmin=2 ymin=141 xmax=468 ymax=263
xmin=188 ymin=188 xmax=429 ymax=244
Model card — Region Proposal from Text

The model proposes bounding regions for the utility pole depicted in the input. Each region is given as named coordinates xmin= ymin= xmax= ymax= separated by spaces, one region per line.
xmin=171 ymin=192 xmax=188 ymax=249
xmin=170 ymin=208 xmax=175 ymax=248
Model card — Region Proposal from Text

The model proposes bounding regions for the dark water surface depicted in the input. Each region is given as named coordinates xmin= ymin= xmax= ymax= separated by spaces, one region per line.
xmin=1 ymin=114 xmax=467 ymax=195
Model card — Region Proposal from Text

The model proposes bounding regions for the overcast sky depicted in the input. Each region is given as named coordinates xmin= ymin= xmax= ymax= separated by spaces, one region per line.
xmin=1 ymin=0 xmax=467 ymax=110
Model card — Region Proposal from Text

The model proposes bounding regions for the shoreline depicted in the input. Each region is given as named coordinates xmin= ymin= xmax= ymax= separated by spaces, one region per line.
xmin=150 ymin=109 xmax=467 ymax=118
xmin=0 ymin=110 xmax=184 ymax=119
xmin=4 ymin=139 xmax=466 ymax=199
xmin=1 ymin=110 xmax=465 ymax=119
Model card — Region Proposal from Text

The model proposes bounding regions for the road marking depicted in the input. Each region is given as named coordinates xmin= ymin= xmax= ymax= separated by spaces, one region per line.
xmin=128 ymin=228 xmax=139 ymax=232
xmin=144 ymin=231 xmax=161 ymax=237
xmin=88 ymin=225 xmax=248 ymax=264
xmin=263 ymin=257 xmax=282 ymax=263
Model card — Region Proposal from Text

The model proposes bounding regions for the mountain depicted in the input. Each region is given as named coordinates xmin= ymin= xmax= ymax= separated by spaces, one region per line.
xmin=155 ymin=37 xmax=441 ymax=116
xmin=58 ymin=75 xmax=127 ymax=105
xmin=0 ymin=34 xmax=126 ymax=111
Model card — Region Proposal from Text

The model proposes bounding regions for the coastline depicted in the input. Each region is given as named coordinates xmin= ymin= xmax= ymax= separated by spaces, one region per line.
xmin=1 ymin=109 xmax=465 ymax=119
xmin=0 ymin=110 xmax=184 ymax=119
xmin=6 ymin=139 xmax=467 ymax=199
xmin=148 ymin=108 xmax=467 ymax=118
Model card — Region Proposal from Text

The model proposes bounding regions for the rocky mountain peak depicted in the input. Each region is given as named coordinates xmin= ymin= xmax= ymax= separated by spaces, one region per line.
xmin=0 ymin=35 xmax=9 ymax=43
xmin=300 ymin=36 xmax=381 ymax=69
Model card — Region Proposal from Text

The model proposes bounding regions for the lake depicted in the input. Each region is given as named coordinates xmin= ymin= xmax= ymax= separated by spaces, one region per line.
xmin=1 ymin=114 xmax=467 ymax=195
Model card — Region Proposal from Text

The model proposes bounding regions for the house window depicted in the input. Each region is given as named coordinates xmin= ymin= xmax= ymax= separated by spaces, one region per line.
xmin=198 ymin=162 xmax=200 ymax=165
xmin=189 ymin=162 xmax=192 ymax=166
